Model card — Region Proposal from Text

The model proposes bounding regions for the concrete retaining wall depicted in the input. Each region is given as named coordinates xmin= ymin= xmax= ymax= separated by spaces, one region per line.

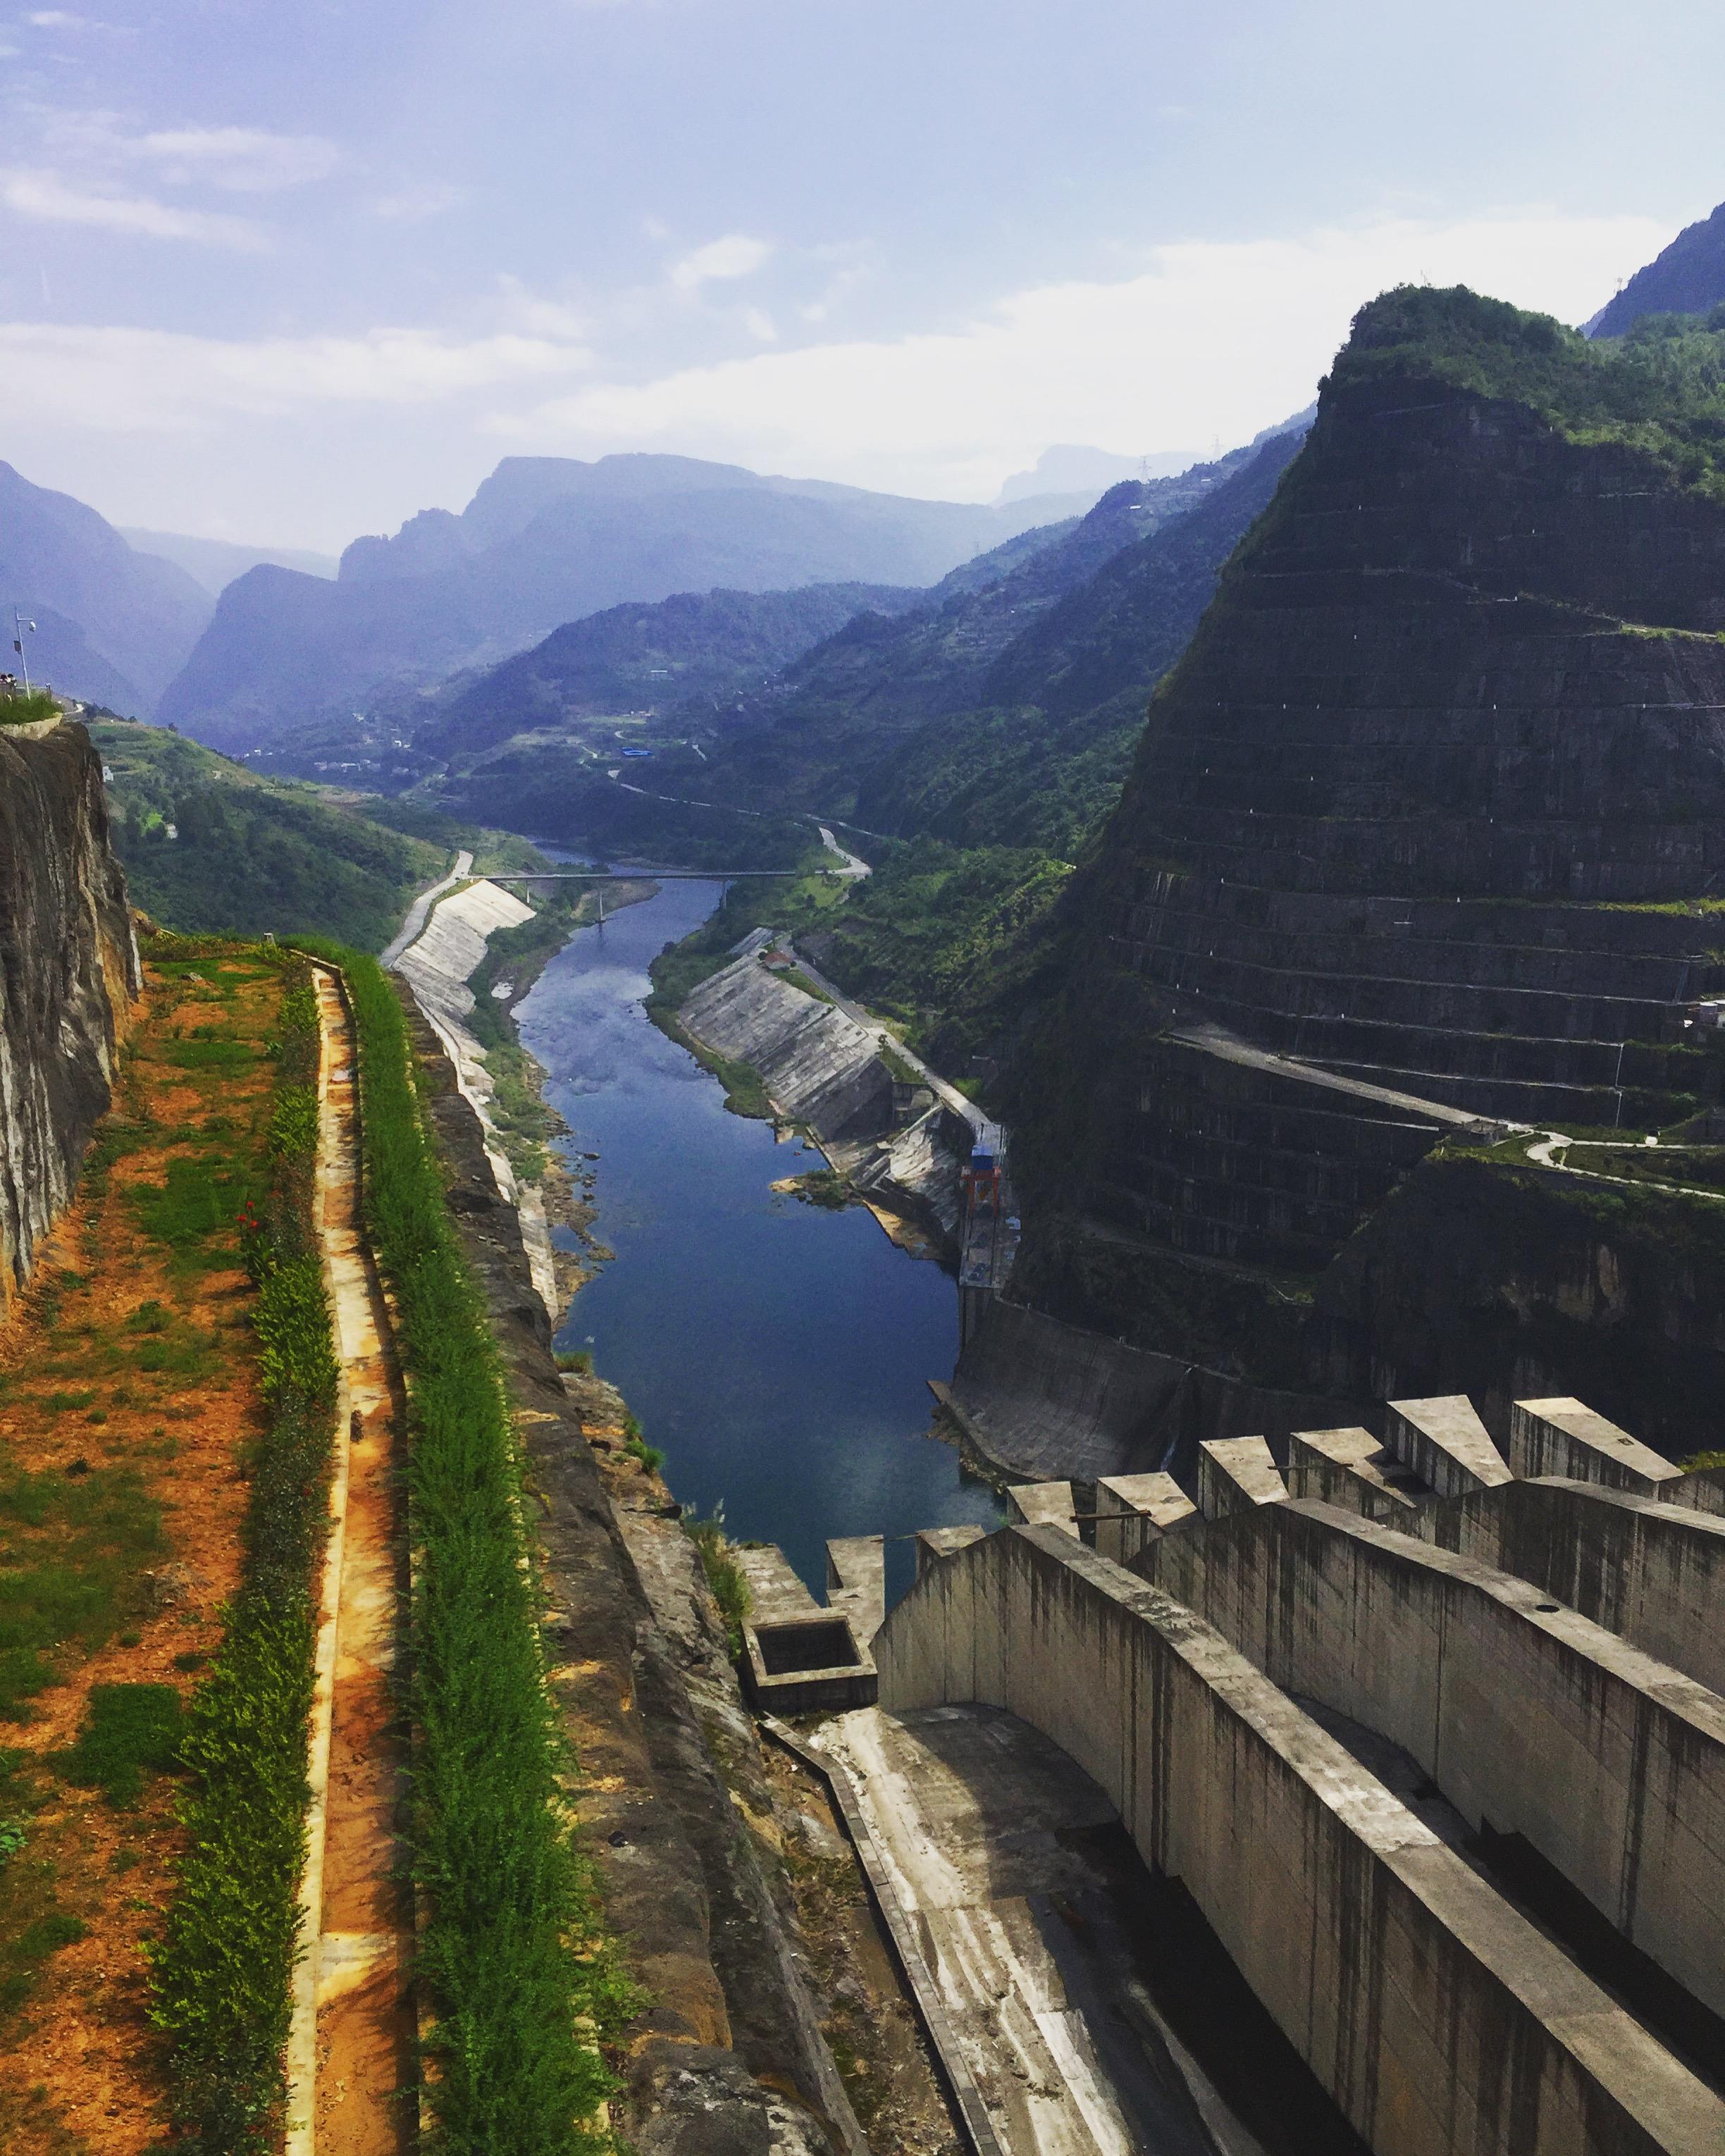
xmin=1418 ymin=1476 xmax=1725 ymax=1701
xmin=947 ymin=1295 xmax=1357 ymax=1485
xmin=1144 ymin=1500 xmax=1725 ymax=2018
xmin=874 ymin=1523 xmax=1724 ymax=2156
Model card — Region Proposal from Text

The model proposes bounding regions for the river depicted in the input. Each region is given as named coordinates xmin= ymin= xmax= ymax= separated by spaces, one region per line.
xmin=514 ymin=876 xmax=1003 ymax=1605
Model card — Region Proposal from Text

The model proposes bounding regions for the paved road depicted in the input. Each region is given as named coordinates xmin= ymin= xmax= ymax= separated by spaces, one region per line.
xmin=380 ymin=848 xmax=472 ymax=968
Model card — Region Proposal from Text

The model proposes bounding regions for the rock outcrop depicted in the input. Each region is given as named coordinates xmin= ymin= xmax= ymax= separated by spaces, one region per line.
xmin=0 ymin=715 xmax=140 ymax=1306
xmin=1012 ymin=288 xmax=1725 ymax=1451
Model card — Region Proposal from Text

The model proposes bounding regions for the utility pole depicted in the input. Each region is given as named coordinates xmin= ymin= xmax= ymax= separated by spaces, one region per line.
xmin=13 ymin=612 xmax=35 ymax=694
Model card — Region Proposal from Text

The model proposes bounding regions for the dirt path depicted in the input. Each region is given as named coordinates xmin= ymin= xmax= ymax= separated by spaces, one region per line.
xmin=286 ymin=969 xmax=413 ymax=2156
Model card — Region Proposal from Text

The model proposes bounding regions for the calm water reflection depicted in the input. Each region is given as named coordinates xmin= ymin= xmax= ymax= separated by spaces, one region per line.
xmin=513 ymin=877 xmax=1003 ymax=1602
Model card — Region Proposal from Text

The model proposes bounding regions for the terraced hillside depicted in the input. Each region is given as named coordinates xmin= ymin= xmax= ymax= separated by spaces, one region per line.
xmin=1012 ymin=289 xmax=1725 ymax=1444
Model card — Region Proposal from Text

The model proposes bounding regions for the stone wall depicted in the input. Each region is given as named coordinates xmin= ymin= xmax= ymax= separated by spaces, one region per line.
xmin=0 ymin=716 xmax=139 ymax=1305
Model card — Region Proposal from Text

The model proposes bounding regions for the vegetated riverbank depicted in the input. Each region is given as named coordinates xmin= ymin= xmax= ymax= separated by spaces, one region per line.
xmin=390 ymin=974 xmax=875 ymax=2155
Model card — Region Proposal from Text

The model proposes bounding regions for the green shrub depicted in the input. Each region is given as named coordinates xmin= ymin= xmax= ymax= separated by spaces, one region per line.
xmin=294 ymin=938 xmax=631 ymax=2152
xmin=682 ymin=1512 xmax=751 ymax=1658
xmin=59 ymin=1683 xmax=185 ymax=1807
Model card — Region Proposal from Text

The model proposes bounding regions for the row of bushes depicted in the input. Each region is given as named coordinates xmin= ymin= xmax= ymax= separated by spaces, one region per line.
xmin=148 ymin=958 xmax=338 ymax=2152
xmin=299 ymin=939 xmax=630 ymax=2152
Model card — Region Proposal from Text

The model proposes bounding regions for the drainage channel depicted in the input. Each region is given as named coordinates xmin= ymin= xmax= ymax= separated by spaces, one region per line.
xmin=285 ymin=967 xmax=414 ymax=2156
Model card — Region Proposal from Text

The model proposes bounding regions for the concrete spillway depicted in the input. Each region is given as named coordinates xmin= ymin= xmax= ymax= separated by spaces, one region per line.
xmin=751 ymin=1386 xmax=1725 ymax=2156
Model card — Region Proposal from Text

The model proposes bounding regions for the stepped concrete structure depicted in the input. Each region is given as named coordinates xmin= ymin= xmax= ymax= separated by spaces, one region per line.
xmin=743 ymin=1387 xmax=1725 ymax=2156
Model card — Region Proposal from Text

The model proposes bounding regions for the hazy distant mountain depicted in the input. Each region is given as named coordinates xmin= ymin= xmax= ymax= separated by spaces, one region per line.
xmin=0 ymin=463 xmax=212 ymax=712
xmin=156 ymin=452 xmax=1070 ymax=754
xmin=1590 ymin=199 xmax=1725 ymax=336
xmin=120 ymin=529 xmax=340 ymax=596
xmin=995 ymin=444 xmax=1197 ymax=507
xmin=415 ymin=580 xmax=924 ymax=760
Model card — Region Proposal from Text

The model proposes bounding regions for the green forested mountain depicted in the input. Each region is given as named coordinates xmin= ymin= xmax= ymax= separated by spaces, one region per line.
xmin=413 ymin=580 xmax=923 ymax=760
xmin=92 ymin=719 xmax=533 ymax=949
xmin=1590 ymin=197 xmax=1725 ymax=337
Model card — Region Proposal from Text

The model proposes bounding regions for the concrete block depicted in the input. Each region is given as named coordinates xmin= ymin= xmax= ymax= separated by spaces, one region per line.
xmin=914 ymin=1524 xmax=987 ymax=1579
xmin=1094 ymin=1471 xmax=1196 ymax=1564
xmin=743 ymin=1611 xmax=877 ymax=1715
xmin=1289 ymin=1426 xmax=1427 ymax=1525
xmin=1509 ymin=1396 xmax=1682 ymax=1497
xmin=1385 ymin=1394 xmax=1513 ymax=1498
xmin=824 ymin=1535 xmax=885 ymax=1644
xmin=1198 ymin=1436 xmax=1287 ymax=1518
xmin=1005 ymin=1480 xmax=1078 ymax=1535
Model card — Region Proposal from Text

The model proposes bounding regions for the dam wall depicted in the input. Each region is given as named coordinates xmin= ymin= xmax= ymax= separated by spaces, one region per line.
xmin=1142 ymin=1497 xmax=1725 ymax=2019
xmin=0 ymin=715 xmax=140 ymax=1305
xmin=1418 ymin=1476 xmax=1725 ymax=1700
xmin=945 ymin=1294 xmax=1358 ymax=1485
xmin=874 ymin=1520 xmax=1724 ymax=2156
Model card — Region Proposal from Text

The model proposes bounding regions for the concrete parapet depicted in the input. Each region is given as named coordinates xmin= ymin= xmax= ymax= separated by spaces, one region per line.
xmin=1094 ymin=1472 xmax=1196 ymax=1564
xmin=1004 ymin=1480 xmax=1079 ymax=1535
xmin=1198 ymin=1435 xmax=1287 ymax=1518
xmin=1385 ymin=1395 xmax=1514 ymax=1499
xmin=914 ymin=1525 xmax=987 ymax=1579
xmin=1145 ymin=1499 xmax=1725 ymax=2019
xmin=1509 ymin=1398 xmax=1683 ymax=1497
xmin=875 ymin=1522 xmax=1725 ymax=2156
xmin=1288 ymin=1425 xmax=1428 ymax=1524
xmin=824 ymin=1536 xmax=885 ymax=1645
xmin=1418 ymin=1476 xmax=1725 ymax=1701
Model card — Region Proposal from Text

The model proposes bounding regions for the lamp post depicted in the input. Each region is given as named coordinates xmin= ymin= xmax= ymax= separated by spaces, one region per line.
xmin=12 ymin=613 xmax=36 ymax=695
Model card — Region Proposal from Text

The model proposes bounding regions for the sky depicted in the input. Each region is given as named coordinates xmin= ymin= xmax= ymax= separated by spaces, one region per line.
xmin=0 ymin=0 xmax=1720 ymax=550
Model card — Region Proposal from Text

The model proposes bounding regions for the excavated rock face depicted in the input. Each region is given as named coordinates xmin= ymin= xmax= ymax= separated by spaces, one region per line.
xmin=1011 ymin=300 xmax=1725 ymax=1436
xmin=0 ymin=718 xmax=139 ymax=1303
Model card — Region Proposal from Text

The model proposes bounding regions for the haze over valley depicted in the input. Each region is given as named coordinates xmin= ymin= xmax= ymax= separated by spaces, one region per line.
xmin=7 ymin=10 xmax=1725 ymax=2155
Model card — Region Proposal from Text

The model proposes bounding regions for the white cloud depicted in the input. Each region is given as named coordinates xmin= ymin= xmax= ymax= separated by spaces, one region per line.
xmin=0 ymin=322 xmax=593 ymax=430
xmin=495 ymin=273 xmax=588 ymax=341
xmin=743 ymin=306 xmax=777 ymax=343
xmin=0 ymin=168 xmax=268 ymax=249
xmin=133 ymin=125 xmax=340 ymax=192
xmin=27 ymin=11 xmax=87 ymax=24
xmin=488 ymin=210 xmax=1674 ymax=499
xmin=669 ymin=232 xmax=772 ymax=292
xmin=371 ymin=180 xmax=469 ymax=223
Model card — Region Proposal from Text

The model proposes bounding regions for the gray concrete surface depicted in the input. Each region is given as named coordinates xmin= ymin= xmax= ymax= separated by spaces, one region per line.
xmin=1287 ymin=1425 xmax=1428 ymax=1525
xmin=1384 ymin=1396 xmax=1513 ymax=1499
xmin=1145 ymin=1497 xmax=1725 ymax=2019
xmin=1095 ymin=1473 xmax=1196 ymax=1565
xmin=821 ymin=1703 xmax=1277 ymax=2156
xmin=876 ymin=1522 xmax=1725 ymax=2156
xmin=1418 ymin=1475 xmax=1725 ymax=1701
xmin=1509 ymin=1398 xmax=1683 ymax=1497
xmin=1197 ymin=1437 xmax=1287 ymax=1519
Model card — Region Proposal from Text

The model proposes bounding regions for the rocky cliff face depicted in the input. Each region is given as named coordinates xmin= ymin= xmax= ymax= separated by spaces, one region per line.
xmin=0 ymin=717 xmax=140 ymax=1305
xmin=1011 ymin=289 xmax=1725 ymax=1449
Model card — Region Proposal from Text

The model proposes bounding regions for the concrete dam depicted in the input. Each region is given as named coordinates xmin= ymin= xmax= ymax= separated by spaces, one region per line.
xmin=736 ymin=1391 xmax=1725 ymax=2156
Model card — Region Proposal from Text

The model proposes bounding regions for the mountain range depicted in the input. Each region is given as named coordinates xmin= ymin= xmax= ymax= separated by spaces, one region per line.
xmin=0 ymin=463 xmax=212 ymax=714
xmin=1589 ymin=197 xmax=1725 ymax=336
xmin=152 ymin=453 xmax=1103 ymax=753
